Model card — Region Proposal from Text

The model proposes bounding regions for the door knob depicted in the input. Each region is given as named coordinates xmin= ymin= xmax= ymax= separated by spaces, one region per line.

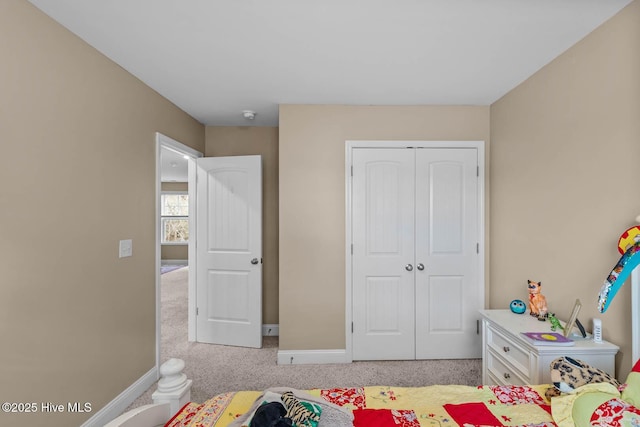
xmin=251 ymin=258 xmax=259 ymax=265
xmin=405 ymin=264 xmax=413 ymax=271
xmin=417 ymin=263 xmax=425 ymax=271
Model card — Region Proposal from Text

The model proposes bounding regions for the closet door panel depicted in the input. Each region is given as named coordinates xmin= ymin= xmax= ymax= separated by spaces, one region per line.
xmin=430 ymin=161 xmax=465 ymax=254
xmin=352 ymin=148 xmax=415 ymax=360
xmin=426 ymin=275 xmax=464 ymax=332
xmin=415 ymin=148 xmax=481 ymax=359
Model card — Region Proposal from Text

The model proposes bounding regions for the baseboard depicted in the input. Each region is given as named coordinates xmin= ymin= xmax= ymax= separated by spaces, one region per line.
xmin=277 ymin=349 xmax=350 ymax=365
xmin=80 ymin=366 xmax=159 ymax=427
xmin=262 ymin=324 xmax=279 ymax=336
xmin=161 ymin=259 xmax=188 ymax=265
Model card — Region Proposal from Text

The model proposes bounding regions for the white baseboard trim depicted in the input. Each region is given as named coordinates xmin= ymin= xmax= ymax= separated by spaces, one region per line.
xmin=262 ymin=324 xmax=279 ymax=336
xmin=161 ymin=259 xmax=188 ymax=265
xmin=81 ymin=366 xmax=159 ymax=427
xmin=277 ymin=349 xmax=350 ymax=365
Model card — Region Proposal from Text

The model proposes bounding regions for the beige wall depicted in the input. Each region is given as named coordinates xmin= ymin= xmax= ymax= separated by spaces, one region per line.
xmin=278 ymin=105 xmax=491 ymax=350
xmin=0 ymin=1 xmax=204 ymax=426
xmin=205 ymin=127 xmax=279 ymax=325
xmin=161 ymin=244 xmax=188 ymax=261
xmin=161 ymin=182 xmax=189 ymax=261
xmin=491 ymin=0 xmax=640 ymax=380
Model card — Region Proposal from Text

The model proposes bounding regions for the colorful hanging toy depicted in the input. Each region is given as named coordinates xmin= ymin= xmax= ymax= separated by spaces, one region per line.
xmin=597 ymin=218 xmax=640 ymax=313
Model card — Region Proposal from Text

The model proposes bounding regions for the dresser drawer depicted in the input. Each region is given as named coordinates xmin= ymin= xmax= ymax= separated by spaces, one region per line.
xmin=486 ymin=350 xmax=529 ymax=385
xmin=486 ymin=324 xmax=531 ymax=378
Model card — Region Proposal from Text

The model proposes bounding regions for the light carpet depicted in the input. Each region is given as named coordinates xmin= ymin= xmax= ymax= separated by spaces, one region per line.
xmin=130 ymin=267 xmax=482 ymax=408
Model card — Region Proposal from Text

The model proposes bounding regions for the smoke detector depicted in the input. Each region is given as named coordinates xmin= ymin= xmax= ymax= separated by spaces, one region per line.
xmin=242 ymin=110 xmax=256 ymax=120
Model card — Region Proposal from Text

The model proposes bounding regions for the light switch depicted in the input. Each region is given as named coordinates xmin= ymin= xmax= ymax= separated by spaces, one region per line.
xmin=119 ymin=239 xmax=133 ymax=258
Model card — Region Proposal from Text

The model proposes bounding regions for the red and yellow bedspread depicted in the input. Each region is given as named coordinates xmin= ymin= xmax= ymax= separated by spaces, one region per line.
xmin=319 ymin=385 xmax=555 ymax=427
xmin=166 ymin=384 xmax=556 ymax=427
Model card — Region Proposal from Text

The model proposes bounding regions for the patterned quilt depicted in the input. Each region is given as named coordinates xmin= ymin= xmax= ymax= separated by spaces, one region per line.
xmin=589 ymin=397 xmax=640 ymax=427
xmin=165 ymin=384 xmax=557 ymax=427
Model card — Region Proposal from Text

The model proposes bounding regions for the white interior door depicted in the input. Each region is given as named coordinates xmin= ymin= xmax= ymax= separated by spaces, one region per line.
xmin=351 ymin=146 xmax=481 ymax=360
xmin=415 ymin=148 xmax=481 ymax=359
xmin=196 ymin=155 xmax=262 ymax=348
xmin=352 ymin=148 xmax=416 ymax=360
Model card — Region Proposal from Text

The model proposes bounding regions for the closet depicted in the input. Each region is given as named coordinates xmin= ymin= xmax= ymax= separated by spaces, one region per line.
xmin=350 ymin=143 xmax=483 ymax=360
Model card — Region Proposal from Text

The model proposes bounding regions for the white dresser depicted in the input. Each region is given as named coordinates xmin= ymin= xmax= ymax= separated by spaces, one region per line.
xmin=480 ymin=309 xmax=619 ymax=385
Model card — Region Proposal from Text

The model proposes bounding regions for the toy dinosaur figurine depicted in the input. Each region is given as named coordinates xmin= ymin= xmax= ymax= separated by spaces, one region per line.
xmin=548 ymin=313 xmax=564 ymax=333
xmin=527 ymin=280 xmax=548 ymax=320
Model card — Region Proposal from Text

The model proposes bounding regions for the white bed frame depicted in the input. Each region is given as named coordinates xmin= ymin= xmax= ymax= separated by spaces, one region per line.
xmin=104 ymin=403 xmax=173 ymax=427
xmin=106 ymin=269 xmax=640 ymax=427
xmin=105 ymin=358 xmax=192 ymax=427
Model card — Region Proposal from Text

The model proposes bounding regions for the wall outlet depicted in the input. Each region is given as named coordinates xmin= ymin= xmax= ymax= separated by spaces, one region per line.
xmin=593 ymin=318 xmax=602 ymax=343
xmin=119 ymin=239 xmax=133 ymax=258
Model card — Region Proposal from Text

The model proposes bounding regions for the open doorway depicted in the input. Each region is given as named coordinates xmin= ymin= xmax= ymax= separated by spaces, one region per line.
xmin=155 ymin=133 xmax=202 ymax=368
xmin=160 ymin=150 xmax=189 ymax=271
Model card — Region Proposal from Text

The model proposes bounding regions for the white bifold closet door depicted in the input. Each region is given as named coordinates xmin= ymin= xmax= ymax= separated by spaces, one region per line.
xmin=352 ymin=147 xmax=480 ymax=360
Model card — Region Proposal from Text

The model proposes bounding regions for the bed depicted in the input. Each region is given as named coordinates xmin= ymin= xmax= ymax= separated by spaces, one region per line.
xmin=105 ymin=356 xmax=640 ymax=427
xmin=107 ymin=220 xmax=640 ymax=427
xmin=107 ymin=381 xmax=557 ymax=427
xmin=107 ymin=374 xmax=640 ymax=427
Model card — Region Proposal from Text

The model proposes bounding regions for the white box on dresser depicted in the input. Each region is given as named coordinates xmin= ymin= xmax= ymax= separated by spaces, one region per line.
xmin=480 ymin=309 xmax=619 ymax=385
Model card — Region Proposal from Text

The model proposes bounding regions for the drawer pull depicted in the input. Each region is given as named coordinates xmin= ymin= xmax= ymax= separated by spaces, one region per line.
xmin=503 ymin=346 xmax=510 ymax=353
xmin=504 ymin=373 xmax=511 ymax=379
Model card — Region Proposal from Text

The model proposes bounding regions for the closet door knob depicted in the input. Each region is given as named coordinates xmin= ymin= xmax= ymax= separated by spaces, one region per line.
xmin=405 ymin=264 xmax=413 ymax=272
xmin=417 ymin=263 xmax=425 ymax=271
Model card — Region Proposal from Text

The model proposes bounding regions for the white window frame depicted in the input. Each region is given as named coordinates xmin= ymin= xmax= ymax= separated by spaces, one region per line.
xmin=161 ymin=191 xmax=189 ymax=245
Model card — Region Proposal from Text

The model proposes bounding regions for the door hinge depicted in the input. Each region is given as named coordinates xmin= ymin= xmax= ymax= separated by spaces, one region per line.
xmin=196 ymin=307 xmax=199 ymax=316
xmin=351 ymin=244 xmax=353 ymax=255
xmin=351 ymin=165 xmax=353 ymax=177
xmin=477 ymin=166 xmax=479 ymax=177
xmin=477 ymin=243 xmax=479 ymax=254
xmin=351 ymin=322 xmax=354 ymax=333
xmin=477 ymin=319 xmax=480 ymax=334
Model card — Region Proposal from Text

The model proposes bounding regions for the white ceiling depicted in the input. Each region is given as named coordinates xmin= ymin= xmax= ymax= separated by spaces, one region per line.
xmin=161 ymin=147 xmax=189 ymax=182
xmin=28 ymin=0 xmax=632 ymax=127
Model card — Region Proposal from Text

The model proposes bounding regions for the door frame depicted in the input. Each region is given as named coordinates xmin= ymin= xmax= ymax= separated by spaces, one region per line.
xmin=345 ymin=140 xmax=486 ymax=362
xmin=155 ymin=133 xmax=203 ymax=369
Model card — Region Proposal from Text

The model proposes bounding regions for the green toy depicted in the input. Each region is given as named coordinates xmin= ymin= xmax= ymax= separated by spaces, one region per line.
xmin=548 ymin=313 xmax=564 ymax=333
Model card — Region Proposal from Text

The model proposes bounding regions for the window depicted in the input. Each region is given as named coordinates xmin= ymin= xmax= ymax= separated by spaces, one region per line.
xmin=161 ymin=193 xmax=189 ymax=244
